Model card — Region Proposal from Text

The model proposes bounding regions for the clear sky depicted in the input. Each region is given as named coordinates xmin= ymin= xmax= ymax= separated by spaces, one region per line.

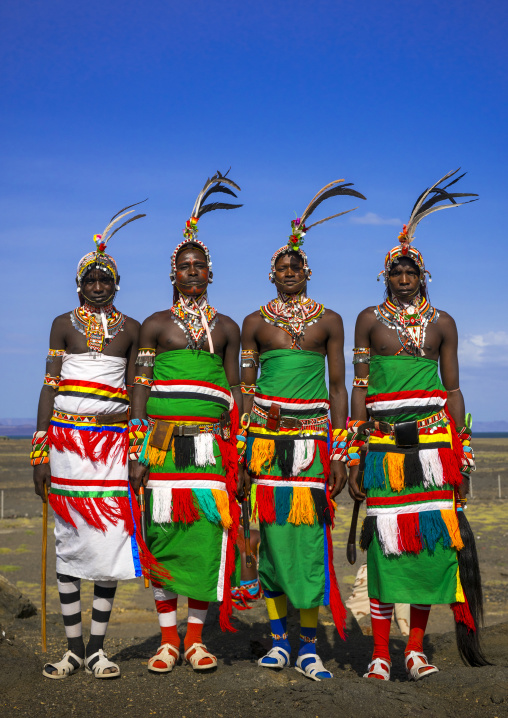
xmin=1 ymin=0 xmax=507 ymax=421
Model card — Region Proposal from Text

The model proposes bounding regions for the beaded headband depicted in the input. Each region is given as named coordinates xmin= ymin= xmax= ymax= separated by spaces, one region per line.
xmin=379 ymin=169 xmax=478 ymax=284
xmin=269 ymin=178 xmax=366 ymax=282
xmin=76 ymin=199 xmax=147 ymax=288
xmin=170 ymin=170 xmax=242 ymax=284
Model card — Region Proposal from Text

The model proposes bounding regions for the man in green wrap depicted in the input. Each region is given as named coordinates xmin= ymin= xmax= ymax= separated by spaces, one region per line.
xmin=347 ymin=170 xmax=483 ymax=682
xmin=130 ymin=172 xmax=243 ymax=673
xmin=241 ymin=179 xmax=366 ymax=680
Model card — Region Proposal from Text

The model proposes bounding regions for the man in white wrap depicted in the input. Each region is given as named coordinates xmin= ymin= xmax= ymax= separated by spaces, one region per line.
xmin=32 ymin=207 xmax=158 ymax=679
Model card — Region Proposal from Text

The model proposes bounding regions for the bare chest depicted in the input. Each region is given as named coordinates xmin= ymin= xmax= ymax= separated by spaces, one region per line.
xmin=256 ymin=315 xmax=327 ymax=354
xmin=64 ymin=315 xmax=132 ymax=357
xmin=370 ymin=315 xmax=442 ymax=359
xmin=157 ymin=314 xmax=227 ymax=358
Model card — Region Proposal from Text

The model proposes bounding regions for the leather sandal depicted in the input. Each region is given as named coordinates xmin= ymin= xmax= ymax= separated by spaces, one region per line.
xmin=405 ymin=651 xmax=439 ymax=681
xmin=42 ymin=650 xmax=84 ymax=679
xmin=183 ymin=643 xmax=217 ymax=671
xmin=85 ymin=649 xmax=120 ymax=679
xmin=148 ymin=643 xmax=180 ymax=673
xmin=363 ymin=657 xmax=391 ymax=680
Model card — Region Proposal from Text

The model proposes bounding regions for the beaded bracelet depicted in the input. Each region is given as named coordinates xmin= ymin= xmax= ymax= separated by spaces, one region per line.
xmin=44 ymin=374 xmax=60 ymax=388
xmin=46 ymin=348 xmax=65 ymax=363
xmin=128 ymin=419 xmax=150 ymax=461
xmin=30 ymin=431 xmax=50 ymax=466
xmin=345 ymin=419 xmax=368 ymax=467
xmin=241 ymin=349 xmax=259 ymax=369
xmin=134 ymin=375 xmax=154 ymax=388
xmin=241 ymin=383 xmax=257 ymax=395
xmin=352 ymin=347 xmax=370 ymax=365
xmin=330 ymin=428 xmax=348 ymax=461
xmin=353 ymin=375 xmax=369 ymax=389
xmin=456 ymin=425 xmax=475 ymax=474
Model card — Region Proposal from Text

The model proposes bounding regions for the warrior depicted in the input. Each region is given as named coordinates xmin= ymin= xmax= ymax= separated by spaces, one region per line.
xmin=32 ymin=202 xmax=160 ymax=679
xmin=129 ymin=171 xmax=243 ymax=673
xmin=241 ymin=179 xmax=366 ymax=680
xmin=347 ymin=170 xmax=487 ymax=681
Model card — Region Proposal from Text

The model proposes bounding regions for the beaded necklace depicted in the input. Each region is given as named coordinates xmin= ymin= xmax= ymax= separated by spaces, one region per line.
xmin=260 ymin=291 xmax=325 ymax=350
xmin=170 ymin=294 xmax=218 ymax=351
xmin=374 ymin=294 xmax=439 ymax=356
xmin=70 ymin=302 xmax=126 ymax=354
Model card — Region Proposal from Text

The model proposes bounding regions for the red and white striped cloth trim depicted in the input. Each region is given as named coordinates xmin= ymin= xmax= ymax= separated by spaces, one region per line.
xmin=254 ymin=477 xmax=326 ymax=489
xmin=147 ymin=472 xmax=226 ymax=490
xmin=151 ymin=380 xmax=232 ymax=403
xmin=254 ymin=392 xmax=330 ymax=412
xmin=370 ymin=599 xmax=394 ymax=619
xmin=366 ymin=389 xmax=446 ymax=413
xmin=51 ymin=476 xmax=128 ymax=492
xmin=366 ymin=489 xmax=453 ymax=516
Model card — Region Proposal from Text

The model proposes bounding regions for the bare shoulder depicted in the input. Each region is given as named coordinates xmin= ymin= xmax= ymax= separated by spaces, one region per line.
xmin=141 ymin=309 xmax=171 ymax=328
xmin=322 ymin=307 xmax=343 ymax=323
xmin=216 ymin=313 xmax=240 ymax=334
xmin=121 ymin=315 xmax=141 ymax=336
xmin=52 ymin=311 xmax=73 ymax=327
xmin=435 ymin=308 xmax=457 ymax=333
xmin=242 ymin=309 xmax=263 ymax=328
xmin=356 ymin=306 xmax=377 ymax=326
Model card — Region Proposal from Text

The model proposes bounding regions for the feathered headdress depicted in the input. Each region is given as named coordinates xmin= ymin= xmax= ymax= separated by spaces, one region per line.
xmin=270 ymin=179 xmax=366 ymax=281
xmin=76 ymin=199 xmax=147 ymax=288
xmin=170 ymin=170 xmax=242 ymax=284
xmin=380 ymin=169 xmax=478 ymax=284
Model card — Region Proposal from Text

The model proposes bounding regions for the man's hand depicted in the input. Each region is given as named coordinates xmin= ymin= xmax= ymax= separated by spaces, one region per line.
xmin=348 ymin=465 xmax=366 ymax=502
xmin=129 ymin=460 xmax=149 ymax=495
xmin=236 ymin=465 xmax=251 ymax=501
xmin=33 ymin=464 xmax=51 ymax=502
xmin=328 ymin=460 xmax=347 ymax=499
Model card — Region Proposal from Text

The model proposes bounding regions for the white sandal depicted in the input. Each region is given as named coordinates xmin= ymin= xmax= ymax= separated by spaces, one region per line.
xmin=295 ymin=653 xmax=333 ymax=681
xmin=85 ymin=649 xmax=120 ymax=679
xmin=183 ymin=643 xmax=217 ymax=671
xmin=258 ymin=646 xmax=290 ymax=669
xmin=363 ymin=657 xmax=391 ymax=680
xmin=405 ymin=651 xmax=439 ymax=681
xmin=42 ymin=650 xmax=84 ymax=679
xmin=148 ymin=643 xmax=180 ymax=673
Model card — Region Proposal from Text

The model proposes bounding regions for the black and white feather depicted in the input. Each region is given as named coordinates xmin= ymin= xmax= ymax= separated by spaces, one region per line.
xmin=191 ymin=170 xmax=242 ymax=219
xmin=300 ymin=179 xmax=366 ymax=230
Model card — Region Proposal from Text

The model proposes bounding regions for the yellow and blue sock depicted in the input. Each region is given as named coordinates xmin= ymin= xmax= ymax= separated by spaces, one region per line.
xmin=263 ymin=590 xmax=290 ymax=664
xmin=299 ymin=607 xmax=332 ymax=679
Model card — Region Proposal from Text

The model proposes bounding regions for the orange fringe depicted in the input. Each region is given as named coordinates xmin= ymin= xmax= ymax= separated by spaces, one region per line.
xmin=384 ymin=452 xmax=405 ymax=492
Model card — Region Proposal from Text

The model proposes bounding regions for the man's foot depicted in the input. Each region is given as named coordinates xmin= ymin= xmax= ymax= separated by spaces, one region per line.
xmin=85 ymin=649 xmax=120 ymax=679
xmin=295 ymin=653 xmax=333 ymax=681
xmin=258 ymin=646 xmax=290 ymax=669
xmin=363 ymin=657 xmax=391 ymax=681
xmin=148 ymin=643 xmax=180 ymax=673
xmin=405 ymin=651 xmax=438 ymax=681
xmin=183 ymin=643 xmax=217 ymax=671
xmin=42 ymin=650 xmax=84 ymax=679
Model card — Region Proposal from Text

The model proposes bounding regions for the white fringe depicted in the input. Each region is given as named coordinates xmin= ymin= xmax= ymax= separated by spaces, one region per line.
xmin=419 ymin=448 xmax=444 ymax=488
xmin=377 ymin=515 xmax=401 ymax=556
xmin=152 ymin=487 xmax=173 ymax=524
xmin=292 ymin=439 xmax=315 ymax=476
xmin=194 ymin=433 xmax=216 ymax=467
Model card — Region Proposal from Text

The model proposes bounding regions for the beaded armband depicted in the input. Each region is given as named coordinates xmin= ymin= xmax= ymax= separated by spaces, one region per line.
xmin=352 ymin=347 xmax=370 ymax=365
xmin=353 ymin=376 xmax=369 ymax=389
xmin=44 ymin=373 xmax=60 ymax=388
xmin=46 ymin=348 xmax=65 ymax=363
xmin=30 ymin=431 xmax=50 ymax=466
xmin=241 ymin=383 xmax=257 ymax=395
xmin=241 ymin=350 xmax=259 ymax=369
xmin=134 ymin=375 xmax=154 ymax=388
xmin=456 ymin=425 xmax=475 ymax=474
xmin=236 ymin=413 xmax=250 ymax=465
xmin=135 ymin=348 xmax=156 ymax=367
xmin=128 ymin=419 xmax=150 ymax=461
xmin=330 ymin=428 xmax=348 ymax=462
xmin=346 ymin=419 xmax=368 ymax=467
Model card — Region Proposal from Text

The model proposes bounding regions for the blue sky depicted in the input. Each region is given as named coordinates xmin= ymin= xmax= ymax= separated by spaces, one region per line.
xmin=1 ymin=0 xmax=507 ymax=420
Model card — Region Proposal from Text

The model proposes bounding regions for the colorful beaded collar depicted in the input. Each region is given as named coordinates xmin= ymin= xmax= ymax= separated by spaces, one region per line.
xmin=260 ymin=291 xmax=325 ymax=350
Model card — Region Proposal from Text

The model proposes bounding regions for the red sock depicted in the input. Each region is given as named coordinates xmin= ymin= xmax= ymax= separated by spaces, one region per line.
xmin=185 ymin=599 xmax=212 ymax=666
xmin=405 ymin=604 xmax=431 ymax=655
xmin=370 ymin=599 xmax=393 ymax=665
xmin=154 ymin=594 xmax=179 ymax=670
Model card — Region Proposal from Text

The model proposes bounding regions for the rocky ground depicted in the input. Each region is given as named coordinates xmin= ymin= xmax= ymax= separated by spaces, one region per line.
xmin=0 ymin=437 xmax=507 ymax=717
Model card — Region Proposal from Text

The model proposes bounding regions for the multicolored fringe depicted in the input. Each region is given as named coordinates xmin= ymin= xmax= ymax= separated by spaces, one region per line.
xmin=49 ymin=423 xmax=128 ymax=466
xmin=359 ymin=509 xmax=464 ymax=556
xmin=49 ymin=485 xmax=173 ymax=585
xmin=363 ymin=446 xmax=463 ymax=492
xmin=248 ymin=437 xmax=319 ymax=477
xmin=253 ymin=484 xmax=334 ymax=527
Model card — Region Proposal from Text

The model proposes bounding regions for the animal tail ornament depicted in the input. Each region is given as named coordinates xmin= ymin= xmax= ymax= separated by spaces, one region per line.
xmin=452 ymin=499 xmax=491 ymax=667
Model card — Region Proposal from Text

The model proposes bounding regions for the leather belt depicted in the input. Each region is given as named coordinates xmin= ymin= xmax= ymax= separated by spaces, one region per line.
xmin=374 ymin=409 xmax=447 ymax=433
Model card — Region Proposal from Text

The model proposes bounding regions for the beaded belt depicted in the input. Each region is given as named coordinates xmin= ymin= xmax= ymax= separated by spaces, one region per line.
xmin=52 ymin=409 xmax=130 ymax=425
xmin=251 ymin=404 xmax=328 ymax=432
xmin=370 ymin=409 xmax=447 ymax=435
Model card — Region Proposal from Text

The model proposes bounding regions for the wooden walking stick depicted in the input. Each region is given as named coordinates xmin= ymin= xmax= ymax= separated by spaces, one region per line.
xmin=138 ymin=485 xmax=150 ymax=588
xmin=242 ymin=486 xmax=253 ymax=568
xmin=41 ymin=482 xmax=48 ymax=652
